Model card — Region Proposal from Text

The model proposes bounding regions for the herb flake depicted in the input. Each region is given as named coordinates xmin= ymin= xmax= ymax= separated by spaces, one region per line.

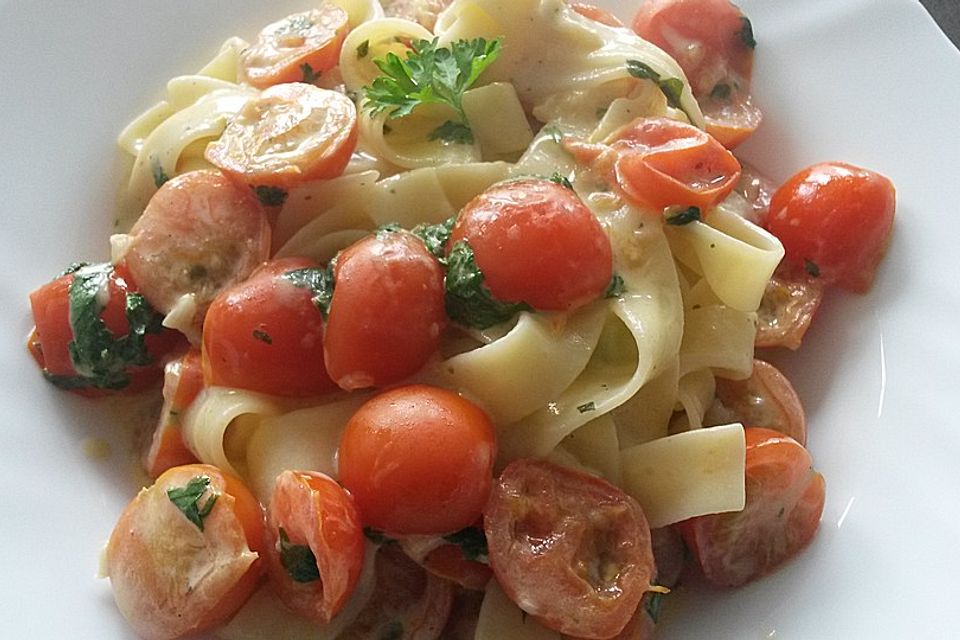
xmin=549 ymin=171 xmax=574 ymax=190
xmin=278 ymin=528 xmax=321 ymax=583
xmin=442 ymin=527 xmax=488 ymax=562
xmin=167 ymin=475 xmax=219 ymax=531
xmin=444 ymin=240 xmax=532 ymax=329
xmin=577 ymin=401 xmax=596 ymax=414
xmin=412 ymin=215 xmax=456 ymax=260
xmin=604 ymin=274 xmax=626 ymax=298
xmin=150 ymin=157 xmax=170 ymax=189
xmin=804 ymin=259 xmax=821 ymax=278
xmin=282 ymin=265 xmax=335 ymax=318
xmin=739 ymin=17 xmax=757 ymax=49
xmin=252 ymin=329 xmax=272 ymax=344
xmin=356 ymin=39 xmax=370 ymax=59
xmin=665 ymin=206 xmax=702 ymax=226
xmin=254 ymin=185 xmax=288 ymax=207
xmin=626 ymin=59 xmax=693 ymax=120
xmin=428 ymin=119 xmax=475 ymax=144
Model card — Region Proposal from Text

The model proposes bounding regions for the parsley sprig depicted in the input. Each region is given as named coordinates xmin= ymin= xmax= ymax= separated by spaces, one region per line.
xmin=167 ymin=475 xmax=219 ymax=531
xmin=362 ymin=37 xmax=502 ymax=144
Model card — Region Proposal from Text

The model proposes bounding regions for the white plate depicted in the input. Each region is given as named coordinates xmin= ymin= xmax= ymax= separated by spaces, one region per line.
xmin=1 ymin=1 xmax=958 ymax=638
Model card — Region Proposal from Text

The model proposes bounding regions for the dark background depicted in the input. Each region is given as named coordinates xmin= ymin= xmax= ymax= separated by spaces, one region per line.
xmin=921 ymin=0 xmax=960 ymax=47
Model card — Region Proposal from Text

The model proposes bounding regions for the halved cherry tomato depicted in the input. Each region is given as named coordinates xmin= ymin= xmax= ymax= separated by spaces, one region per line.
xmin=338 ymin=385 xmax=496 ymax=535
xmin=715 ymin=359 xmax=807 ymax=445
xmin=106 ymin=464 xmax=265 ymax=640
xmin=755 ymin=271 xmax=824 ymax=350
xmin=205 ymin=83 xmax=358 ymax=189
xmin=240 ymin=7 xmax=350 ymax=89
xmin=609 ymin=117 xmax=741 ymax=212
xmin=202 ymin=257 xmax=338 ymax=397
xmin=678 ymin=427 xmax=826 ymax=587
xmin=340 ymin=543 xmax=454 ymax=638
xmin=324 ymin=231 xmax=446 ymax=391
xmin=144 ymin=347 xmax=203 ymax=478
xmin=570 ymin=1 xmax=625 ymax=27
xmin=632 ymin=0 xmax=761 ymax=148
xmin=450 ymin=178 xmax=613 ymax=312
xmin=766 ymin=162 xmax=896 ymax=293
xmin=484 ymin=459 xmax=656 ymax=639
xmin=27 ymin=262 xmax=182 ymax=396
xmin=123 ymin=170 xmax=271 ymax=336
xmin=264 ymin=470 xmax=365 ymax=625
xmin=400 ymin=527 xmax=493 ymax=590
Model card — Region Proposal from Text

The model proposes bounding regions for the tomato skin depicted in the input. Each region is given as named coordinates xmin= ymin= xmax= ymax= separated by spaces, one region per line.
xmin=202 ymin=257 xmax=337 ymax=397
xmin=324 ymin=232 xmax=446 ymax=391
xmin=484 ymin=459 xmax=655 ymax=640
xmin=240 ymin=7 xmax=350 ymax=89
xmin=766 ymin=162 xmax=896 ymax=293
xmin=450 ymin=179 xmax=613 ymax=312
xmin=678 ymin=428 xmax=826 ymax=587
xmin=205 ymin=83 xmax=358 ymax=189
xmin=144 ymin=348 xmax=204 ymax=478
xmin=755 ymin=271 xmax=824 ymax=350
xmin=264 ymin=470 xmax=365 ymax=624
xmin=338 ymin=385 xmax=497 ymax=535
xmin=105 ymin=464 xmax=265 ymax=640
xmin=569 ymin=2 xmax=624 ymax=27
xmin=715 ymin=359 xmax=807 ymax=445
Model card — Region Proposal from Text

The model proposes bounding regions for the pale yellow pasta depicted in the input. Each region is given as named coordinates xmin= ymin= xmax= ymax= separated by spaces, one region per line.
xmin=679 ymin=304 xmax=757 ymax=379
xmin=676 ymin=368 xmax=717 ymax=431
xmin=557 ymin=413 xmax=623 ymax=486
xmin=339 ymin=17 xmax=434 ymax=92
xmin=476 ymin=580 xmax=561 ymax=640
xmin=461 ymin=82 xmax=534 ymax=158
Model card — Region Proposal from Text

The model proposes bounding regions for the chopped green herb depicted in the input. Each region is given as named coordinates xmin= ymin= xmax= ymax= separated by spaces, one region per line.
xmin=644 ymin=591 xmax=665 ymax=623
xmin=626 ymin=59 xmax=692 ymax=120
xmin=300 ymin=62 xmax=322 ymax=84
xmin=443 ymin=526 xmax=488 ymax=562
xmin=804 ymin=259 xmax=821 ymax=278
xmin=412 ymin=215 xmax=456 ymax=260
xmin=282 ymin=265 xmax=335 ymax=318
xmin=278 ymin=528 xmax=321 ymax=583
xmin=167 ymin=475 xmax=219 ymax=531
xmin=363 ymin=527 xmax=395 ymax=545
xmin=356 ymin=39 xmax=370 ymax=58
xmin=549 ymin=171 xmax=574 ymax=190
xmin=604 ymin=273 xmax=626 ymax=298
xmin=444 ymin=240 xmax=532 ymax=329
xmin=254 ymin=185 xmax=288 ymax=207
xmin=665 ymin=206 xmax=702 ymax=226
xmin=58 ymin=262 xmax=89 ymax=277
xmin=577 ymin=401 xmax=596 ymax=413
xmin=252 ymin=329 xmax=272 ymax=344
xmin=541 ymin=125 xmax=564 ymax=144
xmin=150 ymin=157 xmax=170 ymax=189
xmin=376 ymin=222 xmax=404 ymax=238
xmin=362 ymin=37 xmax=502 ymax=144
xmin=710 ymin=82 xmax=732 ymax=101
xmin=739 ymin=17 xmax=757 ymax=49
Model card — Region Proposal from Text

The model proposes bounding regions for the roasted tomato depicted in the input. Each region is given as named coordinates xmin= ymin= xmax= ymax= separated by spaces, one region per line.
xmin=715 ymin=359 xmax=807 ymax=445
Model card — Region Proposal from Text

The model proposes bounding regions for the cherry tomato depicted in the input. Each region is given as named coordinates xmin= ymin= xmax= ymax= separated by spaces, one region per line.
xmin=202 ymin=257 xmax=338 ymax=397
xmin=766 ymin=162 xmax=896 ymax=293
xmin=755 ymin=271 xmax=824 ymax=350
xmin=106 ymin=464 xmax=265 ymax=640
xmin=678 ymin=427 xmax=826 ymax=587
xmin=450 ymin=179 xmax=613 ymax=312
xmin=27 ymin=262 xmax=182 ymax=397
xmin=570 ymin=2 xmax=625 ymax=27
xmin=144 ymin=347 xmax=203 ymax=478
xmin=205 ymin=83 xmax=358 ymax=189
xmin=632 ymin=0 xmax=761 ymax=148
xmin=264 ymin=470 xmax=365 ymax=624
xmin=338 ymin=384 xmax=497 ymax=535
xmin=484 ymin=459 xmax=656 ymax=639
xmin=715 ymin=359 xmax=807 ymax=445
xmin=124 ymin=170 xmax=271 ymax=334
xmin=608 ymin=117 xmax=741 ymax=212
xmin=240 ymin=7 xmax=350 ymax=89
xmin=399 ymin=527 xmax=493 ymax=590
xmin=340 ymin=543 xmax=455 ymax=638
xmin=324 ymin=231 xmax=446 ymax=391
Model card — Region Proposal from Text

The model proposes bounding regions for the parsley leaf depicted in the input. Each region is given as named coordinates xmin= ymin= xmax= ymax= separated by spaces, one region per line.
xmin=300 ymin=62 xmax=322 ymax=84
xmin=167 ymin=475 xmax=219 ymax=531
xmin=362 ymin=38 xmax=502 ymax=144
xmin=739 ymin=17 xmax=757 ymax=49
xmin=541 ymin=125 xmax=564 ymax=144
xmin=282 ymin=265 xmax=335 ymax=318
xmin=150 ymin=157 xmax=170 ymax=189
xmin=356 ymin=39 xmax=370 ymax=59
xmin=443 ymin=526 xmax=488 ymax=562
xmin=604 ymin=273 xmax=626 ymax=298
xmin=577 ymin=401 xmax=596 ymax=413
xmin=252 ymin=329 xmax=272 ymax=344
xmin=804 ymin=259 xmax=821 ymax=278
xmin=665 ymin=206 xmax=702 ymax=226
xmin=644 ymin=591 xmax=665 ymax=623
xmin=626 ymin=59 xmax=694 ymax=122
xmin=278 ymin=528 xmax=321 ymax=583
xmin=253 ymin=185 xmax=288 ymax=207
xmin=412 ymin=215 xmax=456 ymax=260
xmin=444 ymin=240 xmax=532 ymax=329
xmin=549 ymin=171 xmax=574 ymax=190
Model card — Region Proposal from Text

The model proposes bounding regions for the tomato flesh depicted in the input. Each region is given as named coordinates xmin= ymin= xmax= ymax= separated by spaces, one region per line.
xmin=450 ymin=179 xmax=613 ymax=312
xmin=144 ymin=348 xmax=204 ymax=478
xmin=755 ymin=271 xmax=824 ymax=350
xmin=338 ymin=384 xmax=497 ymax=535
xmin=679 ymin=428 xmax=826 ymax=587
xmin=484 ymin=459 xmax=655 ymax=639
xmin=766 ymin=162 xmax=896 ymax=293
xmin=715 ymin=359 xmax=807 ymax=445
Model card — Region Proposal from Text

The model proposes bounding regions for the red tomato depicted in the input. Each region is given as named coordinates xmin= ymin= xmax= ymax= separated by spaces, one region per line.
xmin=340 ymin=543 xmax=455 ymax=638
xmin=240 ymin=7 xmax=350 ymax=89
xmin=679 ymin=428 xmax=826 ymax=587
xmin=632 ymin=0 xmax=761 ymax=148
xmin=264 ymin=470 xmax=365 ymax=624
xmin=338 ymin=385 xmax=497 ymax=535
xmin=484 ymin=459 xmax=656 ymax=639
xmin=124 ymin=170 xmax=271 ymax=332
xmin=144 ymin=348 xmax=204 ymax=478
xmin=27 ymin=262 xmax=182 ymax=396
xmin=766 ymin=162 xmax=896 ymax=293
xmin=755 ymin=271 xmax=824 ymax=350
xmin=608 ymin=117 xmax=741 ymax=212
xmin=715 ymin=359 xmax=807 ymax=445
xmin=324 ymin=231 xmax=446 ymax=391
xmin=399 ymin=528 xmax=493 ymax=591
xmin=206 ymin=83 xmax=358 ymax=189
xmin=450 ymin=179 xmax=613 ymax=312
xmin=569 ymin=1 xmax=624 ymax=27
xmin=202 ymin=257 xmax=337 ymax=397
xmin=106 ymin=464 xmax=265 ymax=640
